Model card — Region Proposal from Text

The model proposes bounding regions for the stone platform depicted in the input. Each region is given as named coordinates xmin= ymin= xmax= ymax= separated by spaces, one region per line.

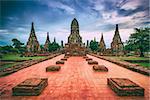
xmin=107 ymin=78 xmax=144 ymax=96
xmin=86 ymin=58 xmax=92 ymax=61
xmin=46 ymin=65 xmax=61 ymax=72
xmin=83 ymin=56 xmax=88 ymax=59
xmin=88 ymin=60 xmax=98 ymax=65
xmin=12 ymin=78 xmax=48 ymax=96
xmin=56 ymin=60 xmax=65 ymax=64
xmin=61 ymin=58 xmax=67 ymax=61
xmin=93 ymin=65 xmax=108 ymax=72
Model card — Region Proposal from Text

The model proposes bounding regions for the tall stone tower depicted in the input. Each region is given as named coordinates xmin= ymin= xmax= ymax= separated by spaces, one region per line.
xmin=111 ymin=24 xmax=123 ymax=55
xmin=44 ymin=32 xmax=50 ymax=51
xmin=26 ymin=22 xmax=40 ymax=53
xmin=99 ymin=33 xmax=106 ymax=52
xmin=68 ymin=18 xmax=82 ymax=46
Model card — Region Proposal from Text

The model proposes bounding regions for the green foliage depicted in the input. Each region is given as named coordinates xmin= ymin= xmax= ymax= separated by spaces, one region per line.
xmin=11 ymin=38 xmax=26 ymax=53
xmin=1 ymin=54 xmax=45 ymax=61
xmin=125 ymin=27 xmax=150 ymax=57
xmin=0 ymin=46 xmax=19 ymax=54
xmin=48 ymin=42 xmax=60 ymax=52
xmin=12 ymin=38 xmax=24 ymax=49
xmin=89 ymin=40 xmax=99 ymax=51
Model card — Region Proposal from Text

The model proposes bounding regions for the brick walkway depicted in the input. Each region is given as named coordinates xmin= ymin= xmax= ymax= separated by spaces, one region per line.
xmin=0 ymin=55 xmax=149 ymax=100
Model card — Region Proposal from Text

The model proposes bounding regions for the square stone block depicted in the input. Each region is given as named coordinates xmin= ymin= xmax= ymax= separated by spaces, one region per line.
xmin=83 ymin=56 xmax=88 ymax=59
xmin=61 ymin=58 xmax=67 ymax=61
xmin=56 ymin=60 xmax=65 ymax=64
xmin=86 ymin=58 xmax=92 ymax=61
xmin=12 ymin=78 xmax=48 ymax=96
xmin=93 ymin=65 xmax=108 ymax=72
xmin=88 ymin=60 xmax=98 ymax=65
xmin=107 ymin=78 xmax=144 ymax=96
xmin=46 ymin=65 xmax=61 ymax=71
xmin=64 ymin=56 xmax=69 ymax=59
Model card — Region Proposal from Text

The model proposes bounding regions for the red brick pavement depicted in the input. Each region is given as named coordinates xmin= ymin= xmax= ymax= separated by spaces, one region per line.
xmin=0 ymin=54 xmax=149 ymax=100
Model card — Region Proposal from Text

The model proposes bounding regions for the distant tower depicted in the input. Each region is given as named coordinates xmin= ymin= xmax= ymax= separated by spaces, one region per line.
xmin=61 ymin=40 xmax=64 ymax=47
xmin=86 ymin=40 xmax=89 ymax=48
xmin=94 ymin=37 xmax=96 ymax=41
xmin=54 ymin=37 xmax=56 ymax=43
xmin=68 ymin=18 xmax=82 ymax=46
xmin=111 ymin=24 xmax=123 ymax=55
xmin=26 ymin=22 xmax=40 ymax=53
xmin=99 ymin=33 xmax=106 ymax=52
xmin=44 ymin=32 xmax=50 ymax=51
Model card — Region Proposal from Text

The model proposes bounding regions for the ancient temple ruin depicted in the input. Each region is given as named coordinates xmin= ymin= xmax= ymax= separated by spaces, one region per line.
xmin=44 ymin=32 xmax=50 ymax=51
xmin=99 ymin=33 xmax=106 ymax=52
xmin=111 ymin=24 xmax=124 ymax=55
xmin=26 ymin=22 xmax=40 ymax=53
xmin=64 ymin=18 xmax=86 ymax=56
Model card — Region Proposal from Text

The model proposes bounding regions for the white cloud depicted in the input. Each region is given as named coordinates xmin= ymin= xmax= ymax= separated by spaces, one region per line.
xmin=120 ymin=0 xmax=142 ymax=10
xmin=46 ymin=1 xmax=75 ymax=15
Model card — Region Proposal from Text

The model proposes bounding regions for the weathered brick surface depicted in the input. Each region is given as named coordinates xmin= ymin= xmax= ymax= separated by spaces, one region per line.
xmin=0 ymin=55 xmax=149 ymax=99
xmin=12 ymin=78 xmax=48 ymax=96
xmin=107 ymin=78 xmax=144 ymax=96
xmin=0 ymin=53 xmax=61 ymax=77
xmin=46 ymin=65 xmax=61 ymax=71
xmin=93 ymin=65 xmax=108 ymax=72
xmin=89 ymin=53 xmax=150 ymax=76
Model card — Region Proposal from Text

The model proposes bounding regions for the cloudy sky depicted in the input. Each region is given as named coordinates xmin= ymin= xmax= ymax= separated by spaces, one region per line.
xmin=0 ymin=0 xmax=149 ymax=48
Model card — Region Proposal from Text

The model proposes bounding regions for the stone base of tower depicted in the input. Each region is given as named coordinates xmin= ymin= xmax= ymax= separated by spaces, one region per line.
xmin=64 ymin=43 xmax=86 ymax=56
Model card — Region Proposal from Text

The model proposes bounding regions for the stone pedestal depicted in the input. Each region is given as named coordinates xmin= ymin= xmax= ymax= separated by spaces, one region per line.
xmin=107 ymin=78 xmax=144 ymax=96
xmin=61 ymin=58 xmax=67 ymax=61
xmin=56 ymin=60 xmax=65 ymax=64
xmin=86 ymin=58 xmax=92 ymax=61
xmin=12 ymin=78 xmax=48 ymax=96
xmin=93 ymin=65 xmax=108 ymax=72
xmin=83 ymin=56 xmax=88 ymax=59
xmin=88 ymin=60 xmax=98 ymax=65
xmin=46 ymin=65 xmax=61 ymax=71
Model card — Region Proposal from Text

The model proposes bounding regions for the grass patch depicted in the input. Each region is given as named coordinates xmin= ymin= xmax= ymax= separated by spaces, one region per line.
xmin=106 ymin=56 xmax=149 ymax=61
xmin=1 ymin=54 xmax=46 ymax=61
xmin=106 ymin=56 xmax=150 ymax=68
xmin=0 ymin=63 xmax=19 ymax=71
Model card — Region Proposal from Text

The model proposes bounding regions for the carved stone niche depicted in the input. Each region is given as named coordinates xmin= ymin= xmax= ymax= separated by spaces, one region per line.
xmin=12 ymin=78 xmax=48 ymax=96
xmin=107 ymin=78 xmax=144 ymax=96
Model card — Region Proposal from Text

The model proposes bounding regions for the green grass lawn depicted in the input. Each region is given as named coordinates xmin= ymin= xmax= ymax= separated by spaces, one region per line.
xmin=1 ymin=54 xmax=46 ymax=61
xmin=106 ymin=56 xmax=150 ymax=68
xmin=106 ymin=56 xmax=149 ymax=61
xmin=0 ymin=63 xmax=19 ymax=70
xmin=0 ymin=54 xmax=47 ymax=71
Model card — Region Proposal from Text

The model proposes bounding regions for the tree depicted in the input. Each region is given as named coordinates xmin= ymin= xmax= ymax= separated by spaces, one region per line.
xmin=12 ymin=38 xmax=26 ymax=53
xmin=125 ymin=27 xmax=150 ymax=57
xmin=12 ymin=38 xmax=24 ymax=49
xmin=48 ymin=42 xmax=60 ymax=52
xmin=89 ymin=40 xmax=99 ymax=52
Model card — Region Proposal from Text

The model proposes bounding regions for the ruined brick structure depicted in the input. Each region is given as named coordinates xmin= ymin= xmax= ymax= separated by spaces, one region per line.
xmin=99 ymin=34 xmax=106 ymax=52
xmin=44 ymin=32 xmax=50 ymax=51
xmin=64 ymin=18 xmax=86 ymax=56
xmin=111 ymin=24 xmax=124 ymax=55
xmin=26 ymin=22 xmax=40 ymax=53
